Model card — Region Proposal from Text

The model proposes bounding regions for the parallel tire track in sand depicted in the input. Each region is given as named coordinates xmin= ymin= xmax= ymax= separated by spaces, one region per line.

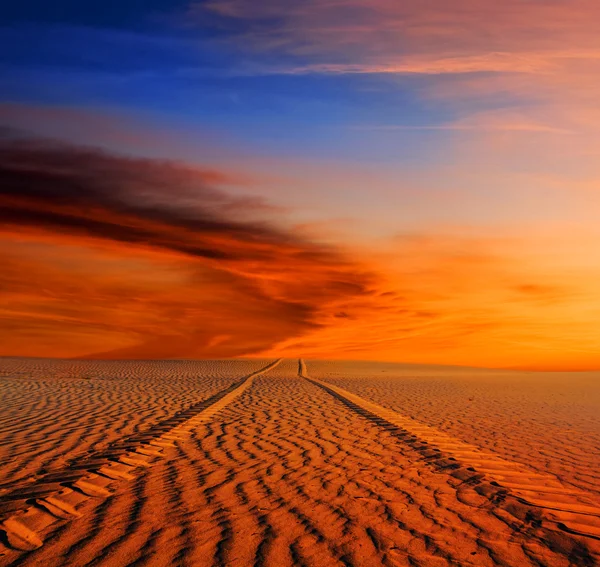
xmin=302 ymin=360 xmax=600 ymax=548
xmin=0 ymin=359 xmax=274 ymax=489
xmin=2 ymin=358 xmax=598 ymax=567
xmin=0 ymin=359 xmax=282 ymax=559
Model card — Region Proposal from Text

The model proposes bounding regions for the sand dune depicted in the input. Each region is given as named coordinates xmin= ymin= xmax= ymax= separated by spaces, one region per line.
xmin=1 ymin=358 xmax=598 ymax=566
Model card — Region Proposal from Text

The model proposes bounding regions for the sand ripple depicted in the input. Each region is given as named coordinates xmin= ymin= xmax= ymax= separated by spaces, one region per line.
xmin=308 ymin=360 xmax=600 ymax=498
xmin=0 ymin=358 xmax=271 ymax=488
xmin=1 ymin=358 xmax=597 ymax=566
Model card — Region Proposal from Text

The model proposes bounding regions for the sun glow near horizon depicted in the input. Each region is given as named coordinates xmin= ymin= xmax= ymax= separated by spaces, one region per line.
xmin=2 ymin=0 xmax=600 ymax=369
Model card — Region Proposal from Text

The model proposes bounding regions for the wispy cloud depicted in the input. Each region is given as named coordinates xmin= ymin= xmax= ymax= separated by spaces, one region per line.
xmin=196 ymin=1 xmax=600 ymax=71
xmin=263 ymin=231 xmax=600 ymax=370
xmin=196 ymin=0 xmax=600 ymax=128
xmin=350 ymin=122 xmax=572 ymax=135
xmin=0 ymin=135 xmax=374 ymax=358
xmin=3 ymin=134 xmax=600 ymax=368
xmin=273 ymin=52 xmax=580 ymax=76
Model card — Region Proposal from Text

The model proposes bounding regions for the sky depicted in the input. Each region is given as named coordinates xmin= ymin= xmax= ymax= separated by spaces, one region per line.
xmin=2 ymin=0 xmax=600 ymax=369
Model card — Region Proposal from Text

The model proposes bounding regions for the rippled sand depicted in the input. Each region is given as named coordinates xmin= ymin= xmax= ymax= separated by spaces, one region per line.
xmin=1 ymin=358 xmax=598 ymax=566
xmin=308 ymin=360 xmax=600 ymax=497
xmin=0 ymin=358 xmax=270 ymax=486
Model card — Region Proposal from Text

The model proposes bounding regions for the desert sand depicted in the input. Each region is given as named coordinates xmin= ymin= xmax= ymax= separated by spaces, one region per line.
xmin=0 ymin=357 xmax=599 ymax=566
xmin=308 ymin=360 xmax=600 ymax=497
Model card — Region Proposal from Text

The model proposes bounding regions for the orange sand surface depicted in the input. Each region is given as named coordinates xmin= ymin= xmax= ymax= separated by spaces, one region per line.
xmin=1 ymin=358 xmax=599 ymax=566
xmin=310 ymin=360 xmax=600 ymax=498
xmin=0 ymin=358 xmax=270 ymax=486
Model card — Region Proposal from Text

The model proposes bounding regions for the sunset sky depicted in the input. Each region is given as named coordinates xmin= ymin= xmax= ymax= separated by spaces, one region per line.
xmin=2 ymin=0 xmax=600 ymax=369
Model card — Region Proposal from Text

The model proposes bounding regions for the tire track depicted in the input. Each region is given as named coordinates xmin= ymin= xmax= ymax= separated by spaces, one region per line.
xmin=308 ymin=360 xmax=600 ymax=499
xmin=4 ymin=358 xmax=598 ymax=567
xmin=301 ymin=359 xmax=600 ymax=550
xmin=0 ymin=359 xmax=271 ymax=488
xmin=104 ymin=360 xmax=597 ymax=566
xmin=0 ymin=359 xmax=282 ymax=560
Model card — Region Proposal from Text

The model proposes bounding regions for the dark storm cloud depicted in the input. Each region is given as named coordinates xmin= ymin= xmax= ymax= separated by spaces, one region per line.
xmin=0 ymin=135 xmax=375 ymax=358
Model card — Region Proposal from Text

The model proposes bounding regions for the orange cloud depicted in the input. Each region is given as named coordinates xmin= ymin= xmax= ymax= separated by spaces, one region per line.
xmin=3 ymin=135 xmax=600 ymax=370
xmin=264 ymin=232 xmax=600 ymax=371
xmin=0 ymin=135 xmax=374 ymax=359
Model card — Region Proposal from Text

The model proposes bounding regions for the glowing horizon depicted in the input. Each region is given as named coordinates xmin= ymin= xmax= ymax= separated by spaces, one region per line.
xmin=2 ymin=1 xmax=600 ymax=370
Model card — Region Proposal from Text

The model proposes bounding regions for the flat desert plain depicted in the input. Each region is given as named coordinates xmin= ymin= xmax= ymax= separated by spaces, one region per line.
xmin=0 ymin=358 xmax=599 ymax=567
